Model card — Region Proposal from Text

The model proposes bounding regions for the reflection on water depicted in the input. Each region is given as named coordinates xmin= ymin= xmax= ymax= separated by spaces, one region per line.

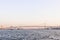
xmin=0 ymin=29 xmax=60 ymax=40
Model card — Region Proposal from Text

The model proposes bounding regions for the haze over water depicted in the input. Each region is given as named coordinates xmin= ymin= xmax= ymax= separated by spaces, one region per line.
xmin=0 ymin=0 xmax=60 ymax=27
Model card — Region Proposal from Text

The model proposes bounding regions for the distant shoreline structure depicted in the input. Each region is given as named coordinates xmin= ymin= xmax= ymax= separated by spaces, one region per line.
xmin=0 ymin=25 xmax=60 ymax=30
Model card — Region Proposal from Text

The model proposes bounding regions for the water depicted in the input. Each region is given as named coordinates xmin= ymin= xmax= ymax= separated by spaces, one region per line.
xmin=0 ymin=29 xmax=60 ymax=40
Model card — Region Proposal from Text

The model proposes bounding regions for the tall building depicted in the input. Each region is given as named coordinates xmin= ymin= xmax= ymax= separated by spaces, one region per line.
xmin=0 ymin=25 xmax=3 ymax=29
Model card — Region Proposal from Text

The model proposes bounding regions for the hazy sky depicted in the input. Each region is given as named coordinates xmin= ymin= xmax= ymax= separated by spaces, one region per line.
xmin=0 ymin=0 xmax=60 ymax=26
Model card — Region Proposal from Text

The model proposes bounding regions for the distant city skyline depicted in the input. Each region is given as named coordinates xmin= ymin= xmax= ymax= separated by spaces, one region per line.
xmin=0 ymin=0 xmax=60 ymax=27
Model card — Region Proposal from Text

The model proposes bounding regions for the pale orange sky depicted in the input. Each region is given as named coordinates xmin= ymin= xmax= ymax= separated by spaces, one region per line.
xmin=0 ymin=0 xmax=60 ymax=27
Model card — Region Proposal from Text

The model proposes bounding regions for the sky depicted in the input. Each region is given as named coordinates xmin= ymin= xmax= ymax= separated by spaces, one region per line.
xmin=0 ymin=0 xmax=60 ymax=27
